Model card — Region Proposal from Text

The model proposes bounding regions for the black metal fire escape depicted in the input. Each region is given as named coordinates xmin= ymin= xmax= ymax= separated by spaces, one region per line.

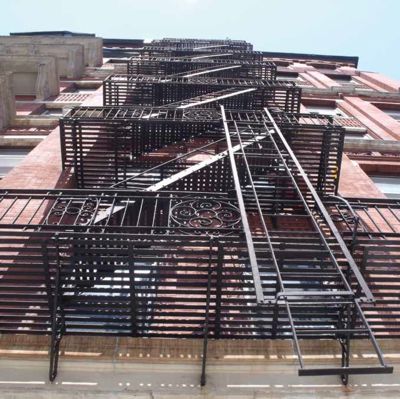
xmin=0 ymin=37 xmax=394 ymax=386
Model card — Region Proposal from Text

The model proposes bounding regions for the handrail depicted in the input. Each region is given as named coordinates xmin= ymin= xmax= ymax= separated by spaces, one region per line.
xmin=324 ymin=194 xmax=361 ymax=251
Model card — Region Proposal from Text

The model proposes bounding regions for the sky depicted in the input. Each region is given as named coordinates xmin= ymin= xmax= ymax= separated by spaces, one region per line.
xmin=1 ymin=0 xmax=399 ymax=79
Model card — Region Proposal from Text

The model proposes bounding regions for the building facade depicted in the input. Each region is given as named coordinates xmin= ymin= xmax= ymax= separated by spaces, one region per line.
xmin=0 ymin=34 xmax=400 ymax=398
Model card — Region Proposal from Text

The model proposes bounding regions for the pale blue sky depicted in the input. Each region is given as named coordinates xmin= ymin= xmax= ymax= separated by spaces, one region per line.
xmin=1 ymin=0 xmax=399 ymax=79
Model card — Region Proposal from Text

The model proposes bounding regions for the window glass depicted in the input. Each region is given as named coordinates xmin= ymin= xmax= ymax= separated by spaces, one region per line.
xmin=0 ymin=148 xmax=32 ymax=178
xmin=276 ymin=72 xmax=299 ymax=82
xmin=305 ymin=105 xmax=346 ymax=117
xmin=41 ymin=108 xmax=65 ymax=116
xmin=381 ymin=109 xmax=400 ymax=121
xmin=370 ymin=176 xmax=400 ymax=199
xmin=345 ymin=132 xmax=372 ymax=140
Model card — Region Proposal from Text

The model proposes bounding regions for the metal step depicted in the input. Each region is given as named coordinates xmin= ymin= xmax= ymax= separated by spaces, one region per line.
xmin=298 ymin=366 xmax=394 ymax=377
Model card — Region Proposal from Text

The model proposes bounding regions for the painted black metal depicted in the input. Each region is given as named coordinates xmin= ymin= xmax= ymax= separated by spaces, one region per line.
xmin=127 ymin=57 xmax=277 ymax=80
xmin=103 ymin=75 xmax=301 ymax=112
xmin=0 ymin=38 xmax=395 ymax=384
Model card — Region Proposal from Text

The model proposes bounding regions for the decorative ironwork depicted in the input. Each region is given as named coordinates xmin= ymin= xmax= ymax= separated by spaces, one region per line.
xmin=330 ymin=207 xmax=359 ymax=224
xmin=0 ymin=37 xmax=395 ymax=385
xmin=169 ymin=198 xmax=241 ymax=235
xmin=45 ymin=199 xmax=98 ymax=226
xmin=182 ymin=108 xmax=219 ymax=121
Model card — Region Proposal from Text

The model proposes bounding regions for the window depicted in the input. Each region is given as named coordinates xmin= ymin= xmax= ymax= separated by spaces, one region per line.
xmin=326 ymin=74 xmax=370 ymax=89
xmin=329 ymin=75 xmax=352 ymax=85
xmin=272 ymin=60 xmax=291 ymax=67
xmin=0 ymin=148 xmax=32 ymax=178
xmin=276 ymin=72 xmax=299 ymax=82
xmin=345 ymin=132 xmax=372 ymax=140
xmin=370 ymin=176 xmax=400 ymax=199
xmin=372 ymin=103 xmax=400 ymax=122
xmin=41 ymin=108 xmax=65 ymax=116
xmin=74 ymin=88 xmax=96 ymax=94
xmin=382 ymin=109 xmax=400 ymax=122
xmin=308 ymin=62 xmax=336 ymax=70
xmin=305 ymin=105 xmax=346 ymax=117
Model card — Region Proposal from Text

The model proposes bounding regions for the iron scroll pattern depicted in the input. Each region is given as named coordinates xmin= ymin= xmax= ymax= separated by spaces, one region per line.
xmin=330 ymin=209 xmax=358 ymax=225
xmin=44 ymin=199 xmax=98 ymax=226
xmin=182 ymin=108 xmax=220 ymax=121
xmin=169 ymin=198 xmax=241 ymax=235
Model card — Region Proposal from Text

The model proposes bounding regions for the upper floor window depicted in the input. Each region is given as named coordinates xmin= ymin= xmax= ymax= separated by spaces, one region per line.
xmin=305 ymin=105 xmax=346 ymax=117
xmin=271 ymin=59 xmax=291 ymax=67
xmin=0 ymin=148 xmax=32 ymax=179
xmin=373 ymin=103 xmax=400 ymax=122
xmin=308 ymin=62 xmax=336 ymax=70
xmin=382 ymin=109 xmax=400 ymax=122
xmin=329 ymin=75 xmax=352 ymax=85
xmin=369 ymin=176 xmax=400 ymax=199
xmin=326 ymin=74 xmax=370 ymax=89
xmin=276 ymin=72 xmax=299 ymax=82
xmin=41 ymin=108 xmax=65 ymax=116
xmin=345 ymin=132 xmax=372 ymax=140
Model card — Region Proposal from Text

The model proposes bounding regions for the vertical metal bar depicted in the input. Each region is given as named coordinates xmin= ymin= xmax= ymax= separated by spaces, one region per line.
xmin=128 ymin=241 xmax=137 ymax=336
xmin=71 ymin=121 xmax=80 ymax=187
xmin=77 ymin=124 xmax=85 ymax=188
xmin=200 ymin=237 xmax=214 ymax=386
xmin=340 ymin=303 xmax=351 ymax=385
xmin=354 ymin=299 xmax=389 ymax=367
xmin=357 ymin=246 xmax=369 ymax=298
xmin=335 ymin=127 xmax=345 ymax=196
xmin=103 ymin=80 xmax=107 ymax=105
xmin=316 ymin=127 xmax=330 ymax=194
xmin=286 ymin=303 xmax=304 ymax=369
xmin=42 ymin=242 xmax=53 ymax=315
xmin=114 ymin=127 xmax=120 ymax=186
xmin=214 ymin=241 xmax=223 ymax=339
xmin=49 ymin=236 xmax=62 ymax=382
xmin=59 ymin=119 xmax=66 ymax=170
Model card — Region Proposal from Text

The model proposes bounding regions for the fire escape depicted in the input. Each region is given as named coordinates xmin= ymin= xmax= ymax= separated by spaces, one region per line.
xmin=0 ymin=38 xmax=394 ymax=385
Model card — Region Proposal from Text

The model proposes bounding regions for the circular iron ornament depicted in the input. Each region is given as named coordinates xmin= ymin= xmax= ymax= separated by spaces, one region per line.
xmin=170 ymin=198 xmax=241 ymax=235
xmin=188 ymin=77 xmax=216 ymax=85
xmin=182 ymin=109 xmax=219 ymax=121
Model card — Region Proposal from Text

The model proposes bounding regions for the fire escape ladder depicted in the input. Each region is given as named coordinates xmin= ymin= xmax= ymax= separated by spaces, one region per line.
xmin=285 ymin=299 xmax=393 ymax=380
xmin=220 ymin=107 xmax=350 ymax=304
xmin=260 ymin=107 xmax=393 ymax=381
